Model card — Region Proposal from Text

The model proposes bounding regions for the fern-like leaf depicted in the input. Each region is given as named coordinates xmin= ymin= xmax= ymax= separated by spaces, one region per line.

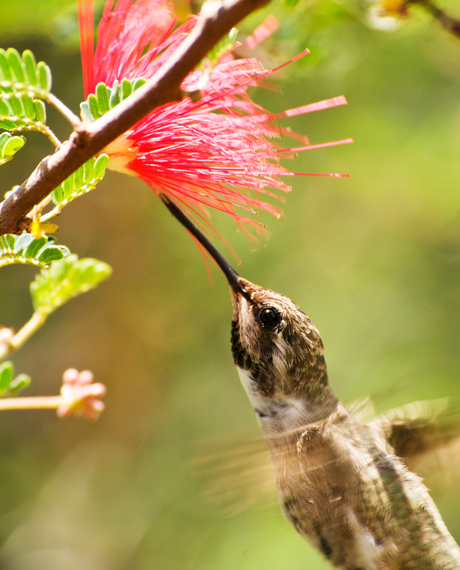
xmin=50 ymin=154 xmax=110 ymax=209
xmin=0 ymin=232 xmax=69 ymax=268
xmin=0 ymin=95 xmax=48 ymax=134
xmin=30 ymin=255 xmax=112 ymax=317
xmin=0 ymin=48 xmax=52 ymax=99
xmin=80 ymin=79 xmax=146 ymax=121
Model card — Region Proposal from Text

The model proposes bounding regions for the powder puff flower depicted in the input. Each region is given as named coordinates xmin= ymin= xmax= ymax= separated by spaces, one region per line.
xmin=78 ymin=0 xmax=351 ymax=240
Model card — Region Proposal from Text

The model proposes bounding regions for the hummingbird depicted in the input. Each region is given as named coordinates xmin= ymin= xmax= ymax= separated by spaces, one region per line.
xmin=161 ymin=194 xmax=460 ymax=570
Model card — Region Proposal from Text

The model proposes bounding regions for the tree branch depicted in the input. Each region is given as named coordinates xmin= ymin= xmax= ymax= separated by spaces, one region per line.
xmin=0 ymin=0 xmax=270 ymax=236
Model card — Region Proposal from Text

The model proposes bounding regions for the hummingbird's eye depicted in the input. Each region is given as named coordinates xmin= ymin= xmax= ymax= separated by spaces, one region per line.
xmin=258 ymin=307 xmax=282 ymax=329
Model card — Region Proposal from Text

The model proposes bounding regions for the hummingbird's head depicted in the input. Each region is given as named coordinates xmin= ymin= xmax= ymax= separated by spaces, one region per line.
xmin=230 ymin=278 xmax=328 ymax=400
xmin=159 ymin=193 xmax=329 ymax=405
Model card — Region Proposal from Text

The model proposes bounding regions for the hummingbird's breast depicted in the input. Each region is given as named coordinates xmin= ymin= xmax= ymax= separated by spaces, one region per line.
xmin=236 ymin=365 xmax=315 ymax=435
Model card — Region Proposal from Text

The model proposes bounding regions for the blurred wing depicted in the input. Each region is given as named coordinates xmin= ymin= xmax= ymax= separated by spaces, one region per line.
xmin=190 ymin=398 xmax=460 ymax=514
xmin=189 ymin=435 xmax=277 ymax=515
xmin=347 ymin=396 xmax=376 ymax=424
xmin=369 ymin=398 xmax=460 ymax=488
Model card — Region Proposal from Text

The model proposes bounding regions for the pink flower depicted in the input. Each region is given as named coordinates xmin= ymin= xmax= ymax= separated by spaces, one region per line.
xmin=78 ymin=0 xmax=351 ymax=240
xmin=58 ymin=368 xmax=106 ymax=420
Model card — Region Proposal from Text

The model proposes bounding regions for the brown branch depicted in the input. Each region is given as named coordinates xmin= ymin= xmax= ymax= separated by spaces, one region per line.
xmin=0 ymin=0 xmax=270 ymax=236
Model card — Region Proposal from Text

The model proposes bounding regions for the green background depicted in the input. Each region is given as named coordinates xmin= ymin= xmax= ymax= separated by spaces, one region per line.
xmin=1 ymin=0 xmax=460 ymax=568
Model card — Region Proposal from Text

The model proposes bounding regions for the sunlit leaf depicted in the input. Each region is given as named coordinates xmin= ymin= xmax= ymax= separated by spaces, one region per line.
xmin=30 ymin=254 xmax=112 ymax=316
xmin=0 ymin=232 xmax=69 ymax=268
xmin=23 ymin=50 xmax=38 ymax=86
xmin=7 ymin=373 xmax=31 ymax=396
xmin=0 ymin=132 xmax=25 ymax=165
xmin=37 ymin=61 xmax=52 ymax=92
xmin=0 ymin=361 xmax=13 ymax=393
xmin=0 ymin=93 xmax=48 ymax=134
xmin=0 ymin=362 xmax=30 ymax=396
xmin=50 ymin=154 xmax=110 ymax=209
xmin=0 ymin=48 xmax=52 ymax=98
xmin=0 ymin=49 xmax=52 ymax=139
xmin=80 ymin=79 xmax=146 ymax=121
xmin=95 ymin=82 xmax=109 ymax=114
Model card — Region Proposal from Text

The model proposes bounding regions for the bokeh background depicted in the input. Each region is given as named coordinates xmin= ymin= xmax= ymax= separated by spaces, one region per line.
xmin=1 ymin=0 xmax=460 ymax=568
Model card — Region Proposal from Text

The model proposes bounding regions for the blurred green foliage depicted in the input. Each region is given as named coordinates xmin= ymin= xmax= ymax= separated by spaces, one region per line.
xmin=0 ymin=0 xmax=460 ymax=568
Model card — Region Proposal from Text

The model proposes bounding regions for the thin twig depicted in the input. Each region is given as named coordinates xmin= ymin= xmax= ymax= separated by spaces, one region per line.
xmin=0 ymin=395 xmax=64 ymax=410
xmin=42 ymin=126 xmax=62 ymax=148
xmin=47 ymin=92 xmax=82 ymax=127
xmin=0 ymin=0 xmax=270 ymax=236
xmin=0 ymin=311 xmax=46 ymax=359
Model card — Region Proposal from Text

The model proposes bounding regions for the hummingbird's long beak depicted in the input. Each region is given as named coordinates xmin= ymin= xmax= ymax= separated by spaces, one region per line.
xmin=159 ymin=193 xmax=251 ymax=301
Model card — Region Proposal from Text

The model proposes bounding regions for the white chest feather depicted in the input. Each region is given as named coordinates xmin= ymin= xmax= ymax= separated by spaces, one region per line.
xmin=236 ymin=366 xmax=310 ymax=434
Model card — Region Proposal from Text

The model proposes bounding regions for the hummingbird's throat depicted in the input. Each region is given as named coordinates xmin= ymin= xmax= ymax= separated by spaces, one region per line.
xmin=236 ymin=366 xmax=315 ymax=435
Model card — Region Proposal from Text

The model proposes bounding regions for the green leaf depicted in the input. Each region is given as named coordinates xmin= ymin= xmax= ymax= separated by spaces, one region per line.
xmin=121 ymin=79 xmax=133 ymax=100
xmin=13 ymin=232 xmax=34 ymax=252
xmin=34 ymin=99 xmax=46 ymax=123
xmin=9 ymin=96 xmax=22 ymax=116
xmin=109 ymin=80 xmax=120 ymax=108
xmin=95 ymin=82 xmax=109 ymax=115
xmin=2 ymin=134 xmax=25 ymax=156
xmin=50 ymin=154 xmax=110 ymax=209
xmin=0 ymin=99 xmax=8 ymax=115
xmin=0 ymin=233 xmax=14 ymax=252
xmin=0 ymin=232 xmax=70 ymax=268
xmin=0 ymin=51 xmax=12 ymax=82
xmin=0 ymin=132 xmax=25 ymax=164
xmin=80 ymin=101 xmax=93 ymax=122
xmin=94 ymin=154 xmax=110 ymax=178
xmin=7 ymin=373 xmax=31 ymax=396
xmin=37 ymin=245 xmax=69 ymax=264
xmin=7 ymin=48 xmax=26 ymax=84
xmin=203 ymin=28 xmax=239 ymax=66
xmin=283 ymin=0 xmax=301 ymax=8
xmin=0 ymin=362 xmax=31 ymax=397
xmin=0 ymin=48 xmax=52 ymax=98
xmin=37 ymin=61 xmax=52 ymax=92
xmin=23 ymin=50 xmax=38 ymax=86
xmin=30 ymin=255 xmax=112 ymax=316
xmin=87 ymin=93 xmax=99 ymax=120
xmin=80 ymin=79 xmax=146 ymax=122
xmin=0 ymin=93 xmax=48 ymax=134
xmin=0 ymin=361 xmax=13 ymax=394
xmin=22 ymin=95 xmax=35 ymax=119
xmin=0 ymin=49 xmax=53 ymax=138
xmin=132 ymin=78 xmax=146 ymax=91
xmin=23 ymin=236 xmax=48 ymax=259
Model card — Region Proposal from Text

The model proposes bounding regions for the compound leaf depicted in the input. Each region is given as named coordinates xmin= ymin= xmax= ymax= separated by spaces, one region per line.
xmin=50 ymin=154 xmax=110 ymax=209
xmin=30 ymin=255 xmax=112 ymax=316
xmin=0 ymin=232 xmax=69 ymax=268
xmin=80 ymin=79 xmax=146 ymax=121
xmin=0 ymin=48 xmax=52 ymax=99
